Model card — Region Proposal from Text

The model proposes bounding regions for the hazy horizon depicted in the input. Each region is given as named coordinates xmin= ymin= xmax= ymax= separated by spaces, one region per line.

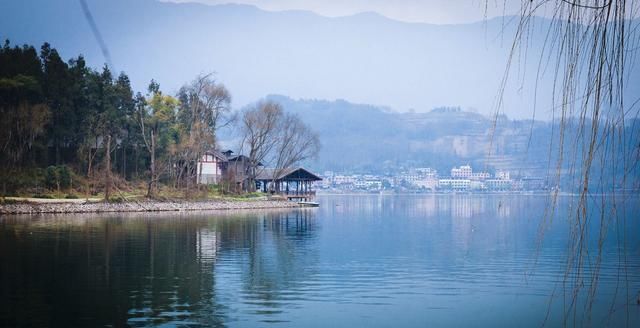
xmin=161 ymin=0 xmax=540 ymax=25
xmin=1 ymin=0 xmax=638 ymax=120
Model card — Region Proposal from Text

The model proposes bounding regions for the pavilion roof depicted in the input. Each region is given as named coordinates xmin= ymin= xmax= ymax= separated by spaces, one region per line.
xmin=256 ymin=167 xmax=322 ymax=182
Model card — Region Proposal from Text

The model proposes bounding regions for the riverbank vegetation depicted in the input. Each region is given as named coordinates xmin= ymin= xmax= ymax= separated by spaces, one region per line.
xmin=0 ymin=41 xmax=319 ymax=202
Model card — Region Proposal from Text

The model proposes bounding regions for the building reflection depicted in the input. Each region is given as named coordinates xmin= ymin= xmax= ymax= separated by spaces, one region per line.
xmin=0 ymin=209 xmax=318 ymax=327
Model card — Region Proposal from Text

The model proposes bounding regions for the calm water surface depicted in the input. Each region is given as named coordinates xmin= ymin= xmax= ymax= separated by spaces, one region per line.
xmin=1 ymin=195 xmax=639 ymax=327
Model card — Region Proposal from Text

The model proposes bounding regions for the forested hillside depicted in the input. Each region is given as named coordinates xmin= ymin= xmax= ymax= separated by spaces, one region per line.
xmin=0 ymin=41 xmax=232 ymax=198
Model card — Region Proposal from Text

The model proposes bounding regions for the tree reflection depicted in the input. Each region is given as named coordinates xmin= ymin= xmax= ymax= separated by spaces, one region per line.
xmin=240 ymin=210 xmax=318 ymax=316
xmin=0 ymin=209 xmax=318 ymax=327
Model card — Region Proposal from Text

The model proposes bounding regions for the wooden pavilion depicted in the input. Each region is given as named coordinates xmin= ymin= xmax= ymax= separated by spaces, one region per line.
xmin=256 ymin=167 xmax=322 ymax=201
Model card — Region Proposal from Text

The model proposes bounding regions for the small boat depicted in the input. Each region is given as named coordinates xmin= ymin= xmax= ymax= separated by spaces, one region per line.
xmin=298 ymin=201 xmax=320 ymax=207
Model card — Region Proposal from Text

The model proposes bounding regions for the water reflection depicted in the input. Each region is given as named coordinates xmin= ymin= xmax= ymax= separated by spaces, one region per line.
xmin=0 ymin=209 xmax=318 ymax=327
xmin=1 ymin=196 xmax=639 ymax=327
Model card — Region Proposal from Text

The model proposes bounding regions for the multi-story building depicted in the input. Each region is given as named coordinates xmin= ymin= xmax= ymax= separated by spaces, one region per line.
xmin=438 ymin=179 xmax=471 ymax=191
xmin=486 ymin=178 xmax=511 ymax=191
xmin=197 ymin=150 xmax=228 ymax=184
xmin=470 ymin=172 xmax=491 ymax=181
xmin=451 ymin=165 xmax=472 ymax=179
xmin=414 ymin=177 xmax=439 ymax=190
xmin=414 ymin=168 xmax=438 ymax=178
xmin=334 ymin=175 xmax=356 ymax=185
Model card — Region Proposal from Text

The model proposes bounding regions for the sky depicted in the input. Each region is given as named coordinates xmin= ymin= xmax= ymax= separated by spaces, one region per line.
xmin=162 ymin=0 xmax=529 ymax=24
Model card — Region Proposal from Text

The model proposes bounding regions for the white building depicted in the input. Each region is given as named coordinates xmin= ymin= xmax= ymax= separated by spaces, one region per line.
xmin=400 ymin=174 xmax=421 ymax=185
xmin=355 ymin=179 xmax=382 ymax=190
xmin=439 ymin=179 xmax=470 ymax=191
xmin=414 ymin=168 xmax=438 ymax=178
xmin=414 ymin=177 xmax=438 ymax=190
xmin=486 ymin=178 xmax=511 ymax=191
xmin=334 ymin=175 xmax=357 ymax=185
xmin=451 ymin=165 xmax=472 ymax=179
xmin=470 ymin=172 xmax=490 ymax=181
xmin=197 ymin=150 xmax=228 ymax=184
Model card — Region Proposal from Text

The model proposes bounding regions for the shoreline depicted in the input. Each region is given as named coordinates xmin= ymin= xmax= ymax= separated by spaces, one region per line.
xmin=0 ymin=199 xmax=304 ymax=215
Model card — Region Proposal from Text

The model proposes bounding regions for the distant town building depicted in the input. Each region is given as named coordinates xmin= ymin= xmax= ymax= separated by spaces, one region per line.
xmin=521 ymin=177 xmax=547 ymax=190
xmin=334 ymin=175 xmax=356 ymax=185
xmin=355 ymin=178 xmax=382 ymax=190
xmin=317 ymin=165 xmax=545 ymax=194
xmin=496 ymin=171 xmax=510 ymax=180
xmin=451 ymin=165 xmax=472 ymax=179
xmin=414 ymin=178 xmax=438 ymax=190
xmin=470 ymin=172 xmax=491 ymax=181
xmin=414 ymin=168 xmax=438 ymax=178
xmin=485 ymin=178 xmax=511 ymax=191
xmin=438 ymin=179 xmax=470 ymax=191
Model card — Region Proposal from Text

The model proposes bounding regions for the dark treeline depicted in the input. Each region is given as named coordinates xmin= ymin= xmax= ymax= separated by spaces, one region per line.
xmin=0 ymin=41 xmax=233 ymax=198
xmin=0 ymin=41 xmax=320 ymax=199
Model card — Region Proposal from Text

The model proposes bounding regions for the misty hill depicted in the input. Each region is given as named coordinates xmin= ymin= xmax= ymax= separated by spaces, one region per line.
xmin=256 ymin=96 xmax=637 ymax=187
xmin=4 ymin=0 xmax=637 ymax=119
xmin=253 ymin=95 xmax=553 ymax=176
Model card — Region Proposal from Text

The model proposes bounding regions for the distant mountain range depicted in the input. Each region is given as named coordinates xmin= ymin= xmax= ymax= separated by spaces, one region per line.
xmin=227 ymin=96 xmax=634 ymax=189
xmin=3 ymin=0 xmax=638 ymax=119
xmin=215 ymin=95 xmax=553 ymax=176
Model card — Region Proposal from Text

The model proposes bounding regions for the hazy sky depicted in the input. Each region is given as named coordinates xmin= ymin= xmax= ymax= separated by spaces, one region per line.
xmin=163 ymin=0 xmax=528 ymax=24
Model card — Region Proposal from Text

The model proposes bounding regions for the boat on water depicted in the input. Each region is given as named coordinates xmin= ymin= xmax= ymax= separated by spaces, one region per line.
xmin=298 ymin=201 xmax=320 ymax=207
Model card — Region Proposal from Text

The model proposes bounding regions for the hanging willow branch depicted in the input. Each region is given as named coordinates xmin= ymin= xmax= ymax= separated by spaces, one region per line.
xmin=491 ymin=0 xmax=639 ymax=326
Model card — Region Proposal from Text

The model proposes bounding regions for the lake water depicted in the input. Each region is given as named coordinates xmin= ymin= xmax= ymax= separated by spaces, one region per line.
xmin=1 ymin=194 xmax=639 ymax=327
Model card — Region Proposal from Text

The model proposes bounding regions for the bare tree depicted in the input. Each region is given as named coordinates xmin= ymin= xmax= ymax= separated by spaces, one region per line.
xmin=238 ymin=101 xmax=321 ymax=192
xmin=239 ymin=101 xmax=283 ymax=191
xmin=176 ymin=73 xmax=232 ymax=195
xmin=271 ymin=112 xmax=321 ymax=184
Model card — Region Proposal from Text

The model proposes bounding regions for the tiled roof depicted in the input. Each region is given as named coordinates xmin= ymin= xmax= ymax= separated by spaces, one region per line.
xmin=256 ymin=167 xmax=322 ymax=181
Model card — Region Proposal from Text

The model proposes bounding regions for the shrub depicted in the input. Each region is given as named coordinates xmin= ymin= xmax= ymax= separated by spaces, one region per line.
xmin=0 ymin=169 xmax=46 ymax=194
xmin=109 ymin=196 xmax=126 ymax=203
xmin=45 ymin=166 xmax=58 ymax=189
xmin=32 ymin=194 xmax=53 ymax=199
xmin=45 ymin=165 xmax=73 ymax=190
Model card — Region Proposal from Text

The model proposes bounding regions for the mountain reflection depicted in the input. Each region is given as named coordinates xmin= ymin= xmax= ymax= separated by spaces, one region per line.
xmin=2 ymin=197 xmax=638 ymax=327
xmin=0 ymin=209 xmax=318 ymax=327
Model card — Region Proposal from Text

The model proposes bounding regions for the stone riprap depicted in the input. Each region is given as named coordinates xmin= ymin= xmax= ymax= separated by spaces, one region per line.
xmin=0 ymin=200 xmax=302 ymax=215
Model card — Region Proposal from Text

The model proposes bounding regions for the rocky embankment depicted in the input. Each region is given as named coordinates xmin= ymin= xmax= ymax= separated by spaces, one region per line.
xmin=0 ymin=199 xmax=302 ymax=215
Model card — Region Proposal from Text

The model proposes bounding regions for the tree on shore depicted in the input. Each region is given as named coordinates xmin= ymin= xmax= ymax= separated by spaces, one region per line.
xmin=93 ymin=68 xmax=135 ymax=201
xmin=239 ymin=101 xmax=282 ymax=191
xmin=176 ymin=74 xmax=232 ymax=194
xmin=239 ymin=100 xmax=320 ymax=192
xmin=271 ymin=112 xmax=321 ymax=185
xmin=0 ymin=41 xmax=242 ymax=199
xmin=137 ymin=81 xmax=180 ymax=197
xmin=0 ymin=42 xmax=50 ymax=168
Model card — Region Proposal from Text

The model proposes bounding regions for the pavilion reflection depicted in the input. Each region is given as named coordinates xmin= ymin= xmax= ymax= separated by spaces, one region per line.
xmin=0 ymin=209 xmax=318 ymax=327
xmin=231 ymin=210 xmax=319 ymax=317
